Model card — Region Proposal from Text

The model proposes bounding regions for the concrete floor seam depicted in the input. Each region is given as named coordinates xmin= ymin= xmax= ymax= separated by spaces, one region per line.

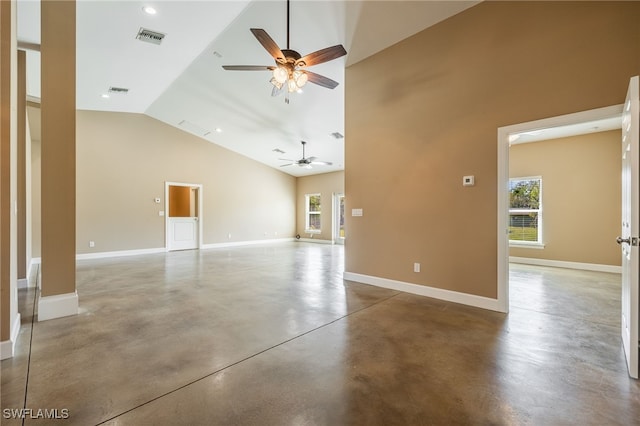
xmin=20 ymin=265 xmax=39 ymax=426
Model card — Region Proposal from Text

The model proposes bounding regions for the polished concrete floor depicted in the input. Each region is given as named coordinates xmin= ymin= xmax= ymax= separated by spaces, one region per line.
xmin=2 ymin=242 xmax=639 ymax=425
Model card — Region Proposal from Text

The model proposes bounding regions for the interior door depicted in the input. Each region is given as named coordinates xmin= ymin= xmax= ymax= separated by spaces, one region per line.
xmin=167 ymin=185 xmax=200 ymax=251
xmin=168 ymin=217 xmax=199 ymax=251
xmin=618 ymin=75 xmax=639 ymax=379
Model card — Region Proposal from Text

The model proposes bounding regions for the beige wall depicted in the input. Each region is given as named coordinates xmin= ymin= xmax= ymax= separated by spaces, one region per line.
xmin=296 ymin=171 xmax=344 ymax=241
xmin=509 ymin=130 xmax=621 ymax=266
xmin=74 ymin=110 xmax=295 ymax=253
xmin=345 ymin=1 xmax=640 ymax=299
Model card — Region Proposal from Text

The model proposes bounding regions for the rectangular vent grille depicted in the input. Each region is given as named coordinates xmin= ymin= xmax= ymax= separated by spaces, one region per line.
xmin=136 ymin=28 xmax=165 ymax=45
xmin=108 ymin=86 xmax=129 ymax=94
xmin=178 ymin=120 xmax=210 ymax=137
xmin=330 ymin=132 xmax=344 ymax=139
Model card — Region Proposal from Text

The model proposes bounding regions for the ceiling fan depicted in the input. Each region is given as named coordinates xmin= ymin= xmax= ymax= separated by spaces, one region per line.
xmin=222 ymin=0 xmax=347 ymax=103
xmin=279 ymin=141 xmax=333 ymax=169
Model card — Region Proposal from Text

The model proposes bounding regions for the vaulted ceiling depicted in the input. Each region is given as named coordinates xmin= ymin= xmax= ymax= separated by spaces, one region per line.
xmin=17 ymin=0 xmax=479 ymax=176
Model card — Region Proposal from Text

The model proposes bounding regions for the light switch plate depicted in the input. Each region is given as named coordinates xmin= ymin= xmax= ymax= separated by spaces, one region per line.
xmin=463 ymin=176 xmax=475 ymax=186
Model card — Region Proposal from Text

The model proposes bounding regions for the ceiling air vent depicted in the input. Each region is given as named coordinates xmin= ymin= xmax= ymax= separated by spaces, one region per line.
xmin=178 ymin=120 xmax=210 ymax=137
xmin=330 ymin=132 xmax=344 ymax=139
xmin=108 ymin=86 xmax=129 ymax=94
xmin=136 ymin=28 xmax=165 ymax=45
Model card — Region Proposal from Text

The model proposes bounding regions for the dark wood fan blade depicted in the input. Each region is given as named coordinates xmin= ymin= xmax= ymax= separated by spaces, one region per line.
xmin=250 ymin=28 xmax=284 ymax=61
xmin=297 ymin=45 xmax=346 ymax=67
xmin=222 ymin=65 xmax=275 ymax=71
xmin=306 ymin=71 xmax=339 ymax=89
xmin=279 ymin=163 xmax=293 ymax=167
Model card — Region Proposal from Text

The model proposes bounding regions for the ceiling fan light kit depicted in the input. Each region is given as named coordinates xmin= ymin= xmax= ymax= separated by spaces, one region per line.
xmin=222 ymin=0 xmax=347 ymax=102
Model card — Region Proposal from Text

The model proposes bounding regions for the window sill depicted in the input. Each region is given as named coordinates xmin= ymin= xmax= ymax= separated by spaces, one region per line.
xmin=305 ymin=230 xmax=321 ymax=234
xmin=509 ymin=241 xmax=545 ymax=249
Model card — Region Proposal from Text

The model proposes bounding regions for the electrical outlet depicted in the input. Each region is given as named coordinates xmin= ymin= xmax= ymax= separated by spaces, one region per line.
xmin=228 ymin=233 xmax=231 ymax=239
xmin=89 ymin=241 xmax=95 ymax=248
xmin=414 ymin=262 xmax=420 ymax=273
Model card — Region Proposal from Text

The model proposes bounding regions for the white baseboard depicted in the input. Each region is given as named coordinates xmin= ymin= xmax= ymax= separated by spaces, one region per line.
xmin=201 ymin=238 xmax=295 ymax=250
xmin=297 ymin=238 xmax=334 ymax=245
xmin=17 ymin=278 xmax=28 ymax=289
xmin=509 ymin=257 xmax=622 ymax=273
xmin=76 ymin=247 xmax=166 ymax=260
xmin=343 ymin=271 xmax=502 ymax=312
xmin=38 ymin=291 xmax=78 ymax=322
xmin=1 ymin=313 xmax=21 ymax=360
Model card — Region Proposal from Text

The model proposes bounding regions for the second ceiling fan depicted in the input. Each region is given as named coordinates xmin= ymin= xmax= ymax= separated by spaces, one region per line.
xmin=222 ymin=0 xmax=347 ymax=102
xmin=279 ymin=141 xmax=332 ymax=169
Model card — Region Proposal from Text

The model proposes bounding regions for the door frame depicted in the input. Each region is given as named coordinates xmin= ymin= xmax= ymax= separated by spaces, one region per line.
xmin=496 ymin=104 xmax=623 ymax=313
xmin=165 ymin=181 xmax=203 ymax=251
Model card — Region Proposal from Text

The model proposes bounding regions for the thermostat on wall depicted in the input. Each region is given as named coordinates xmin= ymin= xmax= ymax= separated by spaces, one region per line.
xmin=463 ymin=176 xmax=475 ymax=186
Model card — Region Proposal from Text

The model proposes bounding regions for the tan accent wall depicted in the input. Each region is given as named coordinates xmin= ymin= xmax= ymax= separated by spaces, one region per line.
xmin=169 ymin=186 xmax=191 ymax=218
xmin=17 ymin=50 xmax=26 ymax=279
xmin=509 ymin=131 xmax=621 ymax=266
xmin=40 ymin=0 xmax=76 ymax=297
xmin=345 ymin=1 xmax=640 ymax=298
xmin=30 ymin=132 xmax=40 ymax=259
xmin=73 ymin=110 xmax=295 ymax=252
xmin=0 ymin=0 xmax=18 ymax=343
xmin=296 ymin=171 xmax=344 ymax=241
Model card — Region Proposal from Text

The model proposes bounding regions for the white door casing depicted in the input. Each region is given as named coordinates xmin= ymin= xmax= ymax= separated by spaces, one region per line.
xmin=619 ymin=76 xmax=639 ymax=379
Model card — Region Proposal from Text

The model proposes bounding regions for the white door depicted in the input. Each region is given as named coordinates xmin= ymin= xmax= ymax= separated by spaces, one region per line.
xmin=168 ymin=217 xmax=199 ymax=251
xmin=618 ymin=75 xmax=639 ymax=379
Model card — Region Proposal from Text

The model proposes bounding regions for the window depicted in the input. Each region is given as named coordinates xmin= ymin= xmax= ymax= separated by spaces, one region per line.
xmin=509 ymin=177 xmax=542 ymax=245
xmin=305 ymin=194 xmax=321 ymax=233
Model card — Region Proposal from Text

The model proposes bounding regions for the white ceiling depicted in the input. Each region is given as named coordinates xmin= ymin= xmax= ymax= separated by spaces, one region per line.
xmin=17 ymin=0 xmax=480 ymax=176
xmin=509 ymin=116 xmax=622 ymax=145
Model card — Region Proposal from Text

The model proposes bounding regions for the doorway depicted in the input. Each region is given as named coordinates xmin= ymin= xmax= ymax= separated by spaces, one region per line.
xmin=334 ymin=193 xmax=345 ymax=244
xmin=497 ymin=105 xmax=624 ymax=312
xmin=165 ymin=182 xmax=203 ymax=251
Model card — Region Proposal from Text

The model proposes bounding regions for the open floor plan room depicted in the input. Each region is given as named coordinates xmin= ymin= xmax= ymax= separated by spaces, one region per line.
xmin=2 ymin=242 xmax=639 ymax=425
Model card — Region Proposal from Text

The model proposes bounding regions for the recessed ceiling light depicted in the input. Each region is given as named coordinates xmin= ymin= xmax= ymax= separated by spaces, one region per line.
xmin=142 ymin=6 xmax=157 ymax=15
xmin=215 ymin=128 xmax=222 ymax=133
xmin=101 ymin=94 xmax=110 ymax=99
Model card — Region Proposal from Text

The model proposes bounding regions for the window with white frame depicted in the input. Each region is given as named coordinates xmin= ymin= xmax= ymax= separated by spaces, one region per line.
xmin=305 ymin=194 xmax=321 ymax=233
xmin=509 ymin=177 xmax=542 ymax=244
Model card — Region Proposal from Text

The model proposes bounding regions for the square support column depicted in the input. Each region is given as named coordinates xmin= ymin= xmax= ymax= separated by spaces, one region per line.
xmin=38 ymin=0 xmax=78 ymax=320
